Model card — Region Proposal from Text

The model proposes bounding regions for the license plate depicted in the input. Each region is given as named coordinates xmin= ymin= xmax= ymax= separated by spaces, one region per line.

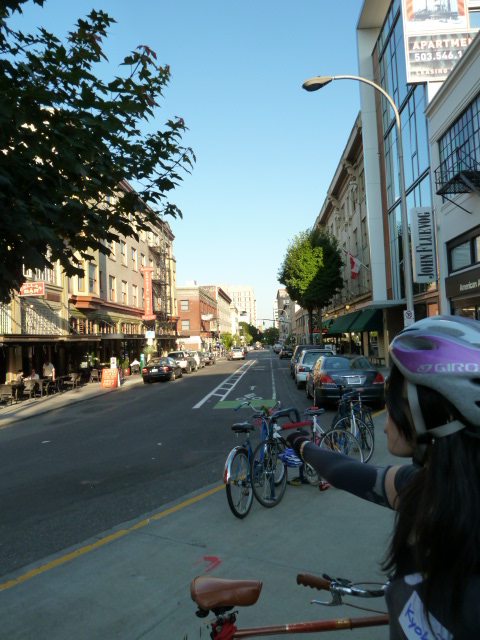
xmin=346 ymin=376 xmax=362 ymax=385
xmin=151 ymin=368 xmax=158 ymax=373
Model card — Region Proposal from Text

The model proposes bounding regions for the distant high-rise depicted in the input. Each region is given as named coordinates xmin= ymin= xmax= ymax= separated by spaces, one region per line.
xmin=223 ymin=284 xmax=256 ymax=326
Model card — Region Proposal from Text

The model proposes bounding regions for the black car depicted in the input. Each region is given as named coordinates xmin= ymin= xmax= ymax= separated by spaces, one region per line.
xmin=142 ymin=357 xmax=183 ymax=384
xmin=279 ymin=346 xmax=293 ymax=359
xmin=311 ymin=354 xmax=385 ymax=408
xmin=203 ymin=352 xmax=216 ymax=365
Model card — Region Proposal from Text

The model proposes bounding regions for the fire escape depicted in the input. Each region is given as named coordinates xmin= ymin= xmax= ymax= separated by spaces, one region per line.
xmin=148 ymin=224 xmax=177 ymax=339
xmin=435 ymin=146 xmax=480 ymax=208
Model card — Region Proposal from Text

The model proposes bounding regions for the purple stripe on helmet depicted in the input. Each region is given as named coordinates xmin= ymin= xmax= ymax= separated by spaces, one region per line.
xmin=391 ymin=334 xmax=480 ymax=374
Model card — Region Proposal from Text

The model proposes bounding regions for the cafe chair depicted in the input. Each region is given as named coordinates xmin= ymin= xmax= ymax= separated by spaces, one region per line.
xmin=89 ymin=369 xmax=100 ymax=383
xmin=131 ymin=363 xmax=140 ymax=375
xmin=22 ymin=379 xmax=38 ymax=400
xmin=64 ymin=372 xmax=81 ymax=390
xmin=0 ymin=384 xmax=15 ymax=406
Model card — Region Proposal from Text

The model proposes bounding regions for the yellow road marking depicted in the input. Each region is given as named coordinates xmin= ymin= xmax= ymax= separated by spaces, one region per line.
xmin=0 ymin=483 xmax=224 ymax=591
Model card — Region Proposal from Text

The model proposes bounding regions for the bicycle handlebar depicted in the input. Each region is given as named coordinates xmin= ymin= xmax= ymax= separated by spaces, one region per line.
xmin=269 ymin=406 xmax=301 ymax=422
xmin=297 ymin=573 xmax=331 ymax=591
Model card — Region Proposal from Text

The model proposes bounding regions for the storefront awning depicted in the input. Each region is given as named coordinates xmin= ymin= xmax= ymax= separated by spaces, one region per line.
xmin=348 ymin=308 xmax=383 ymax=333
xmin=326 ymin=310 xmax=362 ymax=335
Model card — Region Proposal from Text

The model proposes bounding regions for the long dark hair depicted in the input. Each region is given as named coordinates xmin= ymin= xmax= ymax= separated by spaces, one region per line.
xmin=383 ymin=364 xmax=480 ymax=628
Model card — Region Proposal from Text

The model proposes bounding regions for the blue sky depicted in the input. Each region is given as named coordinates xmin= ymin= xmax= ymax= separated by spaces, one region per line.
xmin=10 ymin=1 xmax=363 ymax=322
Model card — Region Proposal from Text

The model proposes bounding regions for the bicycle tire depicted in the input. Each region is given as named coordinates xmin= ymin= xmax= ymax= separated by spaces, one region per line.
xmin=320 ymin=427 xmax=364 ymax=463
xmin=303 ymin=462 xmax=320 ymax=485
xmin=334 ymin=417 xmax=374 ymax=463
xmin=251 ymin=440 xmax=287 ymax=508
xmin=225 ymin=448 xmax=254 ymax=519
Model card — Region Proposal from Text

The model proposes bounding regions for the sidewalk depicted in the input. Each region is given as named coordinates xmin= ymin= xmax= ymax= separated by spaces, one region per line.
xmin=0 ymin=373 xmax=144 ymax=429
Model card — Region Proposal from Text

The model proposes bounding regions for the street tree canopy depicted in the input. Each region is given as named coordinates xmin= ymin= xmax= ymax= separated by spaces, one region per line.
xmin=0 ymin=0 xmax=195 ymax=301
xmin=278 ymin=227 xmax=343 ymax=343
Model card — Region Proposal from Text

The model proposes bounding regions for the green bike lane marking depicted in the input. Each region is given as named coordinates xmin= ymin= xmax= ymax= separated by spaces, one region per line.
xmin=214 ymin=399 xmax=277 ymax=409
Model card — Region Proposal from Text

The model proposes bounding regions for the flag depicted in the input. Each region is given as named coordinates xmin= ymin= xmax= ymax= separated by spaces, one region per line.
xmin=349 ymin=253 xmax=361 ymax=280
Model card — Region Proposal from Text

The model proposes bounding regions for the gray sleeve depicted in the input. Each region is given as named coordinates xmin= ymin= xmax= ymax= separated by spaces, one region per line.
xmin=302 ymin=442 xmax=393 ymax=508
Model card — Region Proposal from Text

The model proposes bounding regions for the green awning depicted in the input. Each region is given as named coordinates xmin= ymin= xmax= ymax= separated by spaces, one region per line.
xmin=326 ymin=310 xmax=362 ymax=335
xmin=322 ymin=318 xmax=334 ymax=329
xmin=349 ymin=308 xmax=383 ymax=333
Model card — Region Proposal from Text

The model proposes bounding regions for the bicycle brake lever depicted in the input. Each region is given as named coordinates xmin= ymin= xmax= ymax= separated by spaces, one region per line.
xmin=311 ymin=592 xmax=343 ymax=607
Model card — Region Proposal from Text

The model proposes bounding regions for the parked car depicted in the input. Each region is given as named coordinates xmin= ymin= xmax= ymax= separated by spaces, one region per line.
xmin=273 ymin=343 xmax=282 ymax=354
xmin=167 ymin=350 xmax=196 ymax=374
xmin=294 ymin=349 xmax=327 ymax=389
xmin=279 ymin=346 xmax=293 ymax=359
xmin=196 ymin=351 xmax=207 ymax=368
xmin=228 ymin=347 xmax=245 ymax=360
xmin=202 ymin=352 xmax=216 ymax=365
xmin=311 ymin=354 xmax=385 ymax=408
xmin=142 ymin=357 xmax=183 ymax=384
xmin=187 ymin=350 xmax=200 ymax=371
xmin=290 ymin=344 xmax=325 ymax=378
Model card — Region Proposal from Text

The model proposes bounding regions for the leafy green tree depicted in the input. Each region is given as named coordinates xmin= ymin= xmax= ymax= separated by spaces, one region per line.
xmin=278 ymin=230 xmax=321 ymax=344
xmin=221 ymin=332 xmax=234 ymax=350
xmin=278 ymin=228 xmax=343 ymax=344
xmin=305 ymin=227 xmax=344 ymax=340
xmin=239 ymin=321 xmax=252 ymax=345
xmin=0 ymin=1 xmax=195 ymax=301
xmin=263 ymin=326 xmax=279 ymax=345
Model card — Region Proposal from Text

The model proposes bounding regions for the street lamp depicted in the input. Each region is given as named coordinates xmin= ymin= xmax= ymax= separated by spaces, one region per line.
xmin=302 ymin=74 xmax=414 ymax=320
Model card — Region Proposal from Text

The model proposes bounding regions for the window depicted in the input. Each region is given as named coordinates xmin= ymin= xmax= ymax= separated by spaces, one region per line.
xmin=180 ymin=300 xmax=189 ymax=311
xmin=140 ymin=253 xmax=146 ymax=267
xmin=132 ymin=284 xmax=138 ymax=307
xmin=88 ymin=263 xmax=97 ymax=294
xmin=120 ymin=240 xmax=127 ymax=266
xmin=450 ymin=241 xmax=472 ymax=271
xmin=78 ymin=261 xmax=85 ymax=292
xmin=109 ymin=276 xmax=116 ymax=302
xmin=181 ymin=319 xmax=190 ymax=330
xmin=121 ymin=280 xmax=128 ymax=304
xmin=131 ymin=247 xmax=137 ymax=271
xmin=108 ymin=240 xmax=116 ymax=260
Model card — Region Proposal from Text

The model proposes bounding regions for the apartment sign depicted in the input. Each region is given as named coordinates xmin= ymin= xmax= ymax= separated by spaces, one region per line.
xmin=401 ymin=0 xmax=477 ymax=83
xmin=140 ymin=266 xmax=156 ymax=321
xmin=19 ymin=281 xmax=45 ymax=297
xmin=410 ymin=207 xmax=437 ymax=284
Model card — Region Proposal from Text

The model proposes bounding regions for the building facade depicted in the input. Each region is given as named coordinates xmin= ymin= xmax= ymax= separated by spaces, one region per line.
xmin=176 ymin=284 xmax=218 ymax=351
xmin=224 ymin=284 xmax=256 ymax=327
xmin=426 ymin=32 xmax=480 ymax=318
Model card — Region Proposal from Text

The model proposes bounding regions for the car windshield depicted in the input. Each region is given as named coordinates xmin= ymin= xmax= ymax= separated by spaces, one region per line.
xmin=168 ymin=352 xmax=184 ymax=359
xmin=302 ymin=352 xmax=323 ymax=365
xmin=323 ymin=356 xmax=372 ymax=370
xmin=148 ymin=358 xmax=163 ymax=365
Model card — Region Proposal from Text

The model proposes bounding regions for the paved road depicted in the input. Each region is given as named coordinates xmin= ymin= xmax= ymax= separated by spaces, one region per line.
xmin=0 ymin=351 xmax=394 ymax=638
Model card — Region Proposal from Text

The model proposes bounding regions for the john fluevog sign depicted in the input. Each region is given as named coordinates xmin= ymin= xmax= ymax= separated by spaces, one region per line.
xmin=410 ymin=207 xmax=437 ymax=284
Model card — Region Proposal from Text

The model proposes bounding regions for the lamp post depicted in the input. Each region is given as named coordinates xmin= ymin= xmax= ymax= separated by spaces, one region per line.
xmin=302 ymin=74 xmax=414 ymax=322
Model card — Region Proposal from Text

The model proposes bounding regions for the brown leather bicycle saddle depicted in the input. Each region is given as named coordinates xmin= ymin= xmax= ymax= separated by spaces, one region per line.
xmin=190 ymin=576 xmax=263 ymax=611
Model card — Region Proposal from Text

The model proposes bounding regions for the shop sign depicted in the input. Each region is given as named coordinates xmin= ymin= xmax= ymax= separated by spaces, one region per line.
xmin=101 ymin=367 xmax=119 ymax=388
xmin=401 ymin=0 xmax=478 ymax=83
xmin=140 ymin=266 xmax=156 ymax=321
xmin=445 ymin=265 xmax=480 ymax=299
xmin=410 ymin=207 xmax=437 ymax=284
xmin=19 ymin=281 xmax=45 ymax=296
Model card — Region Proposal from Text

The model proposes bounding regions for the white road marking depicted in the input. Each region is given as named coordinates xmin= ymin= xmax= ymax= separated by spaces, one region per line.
xmin=192 ymin=360 xmax=257 ymax=409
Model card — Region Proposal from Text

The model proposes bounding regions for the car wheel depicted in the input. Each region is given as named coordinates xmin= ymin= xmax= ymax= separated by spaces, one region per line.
xmin=171 ymin=372 xmax=175 ymax=381
xmin=178 ymin=370 xmax=183 ymax=378
xmin=186 ymin=365 xmax=191 ymax=374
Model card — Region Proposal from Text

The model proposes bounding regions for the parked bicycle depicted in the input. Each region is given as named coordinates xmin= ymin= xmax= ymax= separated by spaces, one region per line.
xmin=331 ymin=386 xmax=375 ymax=463
xmin=224 ymin=400 xmax=299 ymax=518
xmin=189 ymin=570 xmax=388 ymax=638
xmin=299 ymin=406 xmax=364 ymax=483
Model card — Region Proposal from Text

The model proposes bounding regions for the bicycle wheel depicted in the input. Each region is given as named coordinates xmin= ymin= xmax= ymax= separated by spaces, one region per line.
xmin=225 ymin=448 xmax=254 ymax=519
xmin=251 ymin=440 xmax=287 ymax=508
xmin=335 ymin=417 xmax=374 ymax=463
xmin=320 ymin=427 xmax=364 ymax=463
xmin=303 ymin=462 xmax=320 ymax=485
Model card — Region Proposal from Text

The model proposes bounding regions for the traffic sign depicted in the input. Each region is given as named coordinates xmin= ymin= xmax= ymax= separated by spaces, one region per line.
xmin=403 ymin=310 xmax=415 ymax=327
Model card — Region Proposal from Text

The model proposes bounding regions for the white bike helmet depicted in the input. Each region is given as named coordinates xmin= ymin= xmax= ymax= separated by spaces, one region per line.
xmin=389 ymin=315 xmax=480 ymax=461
